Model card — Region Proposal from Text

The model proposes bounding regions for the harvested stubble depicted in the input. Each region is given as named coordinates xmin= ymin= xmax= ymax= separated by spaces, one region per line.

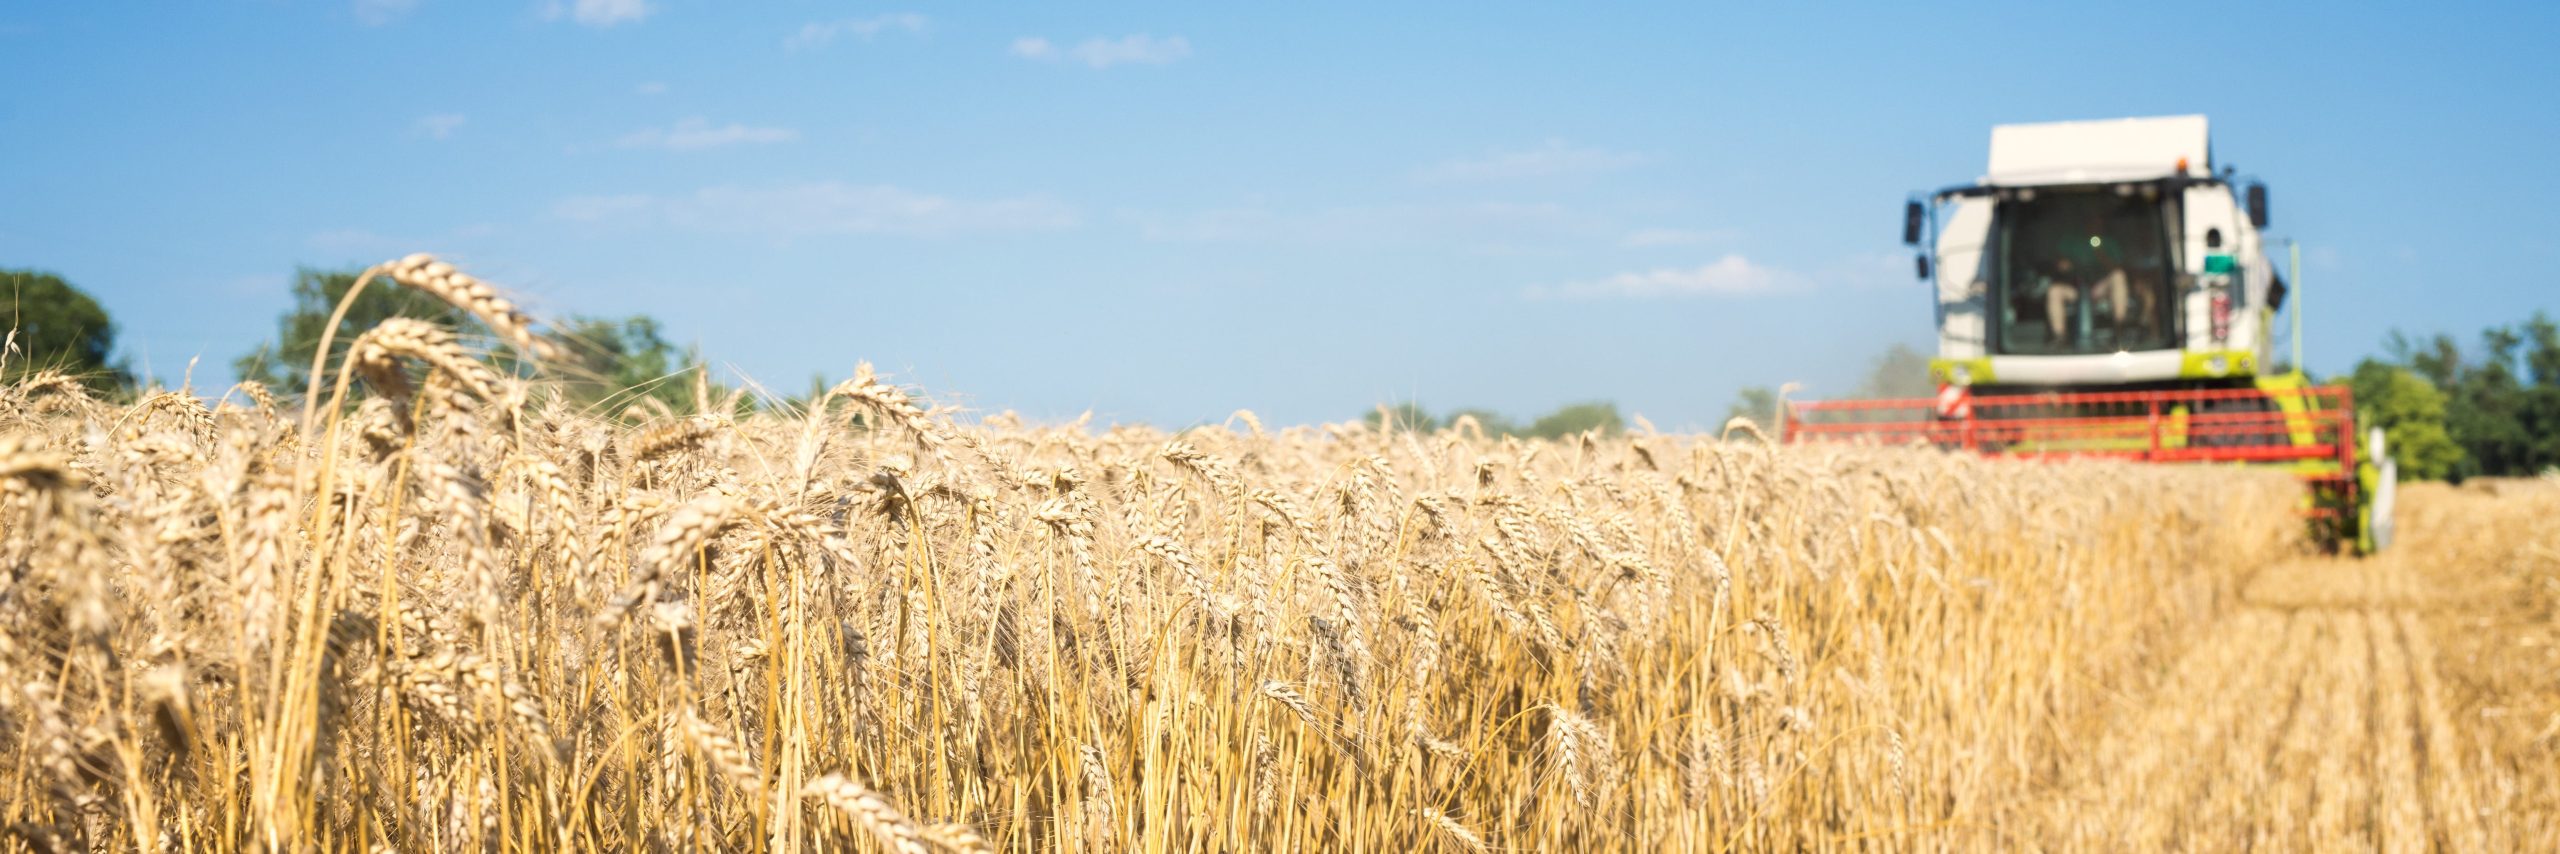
xmin=0 ymin=258 xmax=2320 ymax=852
xmin=2391 ymin=478 xmax=2560 ymax=848
xmin=2026 ymin=476 xmax=2560 ymax=852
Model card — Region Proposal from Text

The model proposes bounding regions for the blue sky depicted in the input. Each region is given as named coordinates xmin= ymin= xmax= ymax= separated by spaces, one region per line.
xmin=4 ymin=1 xmax=2555 ymax=429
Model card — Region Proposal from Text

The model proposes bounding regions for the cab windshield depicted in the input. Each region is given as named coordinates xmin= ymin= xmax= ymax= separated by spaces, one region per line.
xmin=1993 ymin=189 xmax=2178 ymax=355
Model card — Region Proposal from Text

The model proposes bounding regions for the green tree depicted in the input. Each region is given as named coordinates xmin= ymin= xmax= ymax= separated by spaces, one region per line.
xmin=2521 ymin=384 xmax=2560 ymax=474
xmin=2525 ymin=312 xmax=2560 ymax=386
xmin=1525 ymin=401 xmax=1622 ymax=439
xmin=548 ymin=314 xmax=690 ymax=411
xmin=234 ymin=268 xmax=710 ymax=416
xmin=1364 ymin=401 xmax=1441 ymax=433
xmin=1444 ymin=407 xmax=1519 ymax=438
xmin=2 ymin=268 xmax=131 ymax=393
xmin=1724 ymin=385 xmax=1778 ymax=427
xmin=1851 ymin=342 xmax=1936 ymax=399
xmin=2446 ymin=326 xmax=2534 ymax=478
xmin=2366 ymin=315 xmax=2560 ymax=479
xmin=1346 ymin=400 xmax=1618 ymax=440
xmin=2346 ymin=360 xmax=2464 ymax=480
xmin=2513 ymin=313 xmax=2560 ymax=473
xmin=234 ymin=267 xmax=473 ymax=398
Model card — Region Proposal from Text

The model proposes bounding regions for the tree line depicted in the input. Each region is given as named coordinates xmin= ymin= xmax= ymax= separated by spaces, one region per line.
xmin=6 ymin=265 xmax=715 ymax=416
xmin=1361 ymin=400 xmax=1628 ymax=440
xmin=2346 ymin=314 xmax=2560 ymax=480
xmin=1370 ymin=345 xmax=1936 ymax=440
xmin=9 ymin=264 xmax=2554 ymax=478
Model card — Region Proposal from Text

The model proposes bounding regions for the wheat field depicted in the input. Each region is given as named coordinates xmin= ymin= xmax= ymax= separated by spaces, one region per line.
xmin=0 ymin=257 xmax=2552 ymax=852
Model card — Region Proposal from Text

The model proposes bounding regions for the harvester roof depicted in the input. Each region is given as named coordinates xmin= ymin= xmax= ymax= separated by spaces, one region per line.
xmin=1985 ymin=115 xmax=2209 ymax=187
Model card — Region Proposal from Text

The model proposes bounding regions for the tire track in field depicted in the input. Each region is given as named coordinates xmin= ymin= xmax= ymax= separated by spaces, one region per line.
xmin=2034 ymin=558 xmax=2486 ymax=851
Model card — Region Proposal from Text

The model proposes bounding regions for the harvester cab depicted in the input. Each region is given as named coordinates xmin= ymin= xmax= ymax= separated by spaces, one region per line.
xmin=1787 ymin=115 xmax=2390 ymax=553
xmin=1918 ymin=115 xmax=2277 ymax=390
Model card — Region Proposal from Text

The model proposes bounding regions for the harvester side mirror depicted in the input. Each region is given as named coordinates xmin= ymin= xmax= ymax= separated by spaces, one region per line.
xmin=1914 ymin=254 xmax=1931 ymax=281
xmin=2246 ymin=183 xmax=2270 ymax=228
xmin=1901 ymin=200 xmax=1925 ymax=245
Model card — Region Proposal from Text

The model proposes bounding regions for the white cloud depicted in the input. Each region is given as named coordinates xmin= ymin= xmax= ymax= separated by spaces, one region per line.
xmin=354 ymin=0 xmax=418 ymax=26
xmin=1526 ymin=255 xmax=1797 ymax=300
xmin=634 ymin=81 xmax=668 ymax=95
xmin=615 ymin=117 xmax=799 ymax=151
xmin=1420 ymin=140 xmax=1645 ymax=182
xmin=1620 ymin=227 xmax=1733 ymax=248
xmin=1009 ymin=37 xmax=1055 ymax=60
xmin=1820 ymin=251 xmax=1918 ymax=289
xmin=1014 ymin=34 xmax=1191 ymax=68
xmin=786 ymin=13 xmax=926 ymax=51
xmin=414 ymin=113 xmax=467 ymax=140
xmin=552 ymin=182 xmax=1080 ymax=237
xmin=1075 ymin=34 xmax=1190 ymax=67
xmin=542 ymin=0 xmax=650 ymax=28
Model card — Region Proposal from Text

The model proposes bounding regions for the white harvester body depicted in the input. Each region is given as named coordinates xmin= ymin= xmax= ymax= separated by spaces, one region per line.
xmin=1918 ymin=115 xmax=2282 ymax=390
xmin=1818 ymin=117 xmax=2386 ymax=554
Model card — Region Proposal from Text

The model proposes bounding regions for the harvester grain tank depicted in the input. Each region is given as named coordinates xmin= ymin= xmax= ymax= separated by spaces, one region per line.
xmin=1784 ymin=116 xmax=2388 ymax=551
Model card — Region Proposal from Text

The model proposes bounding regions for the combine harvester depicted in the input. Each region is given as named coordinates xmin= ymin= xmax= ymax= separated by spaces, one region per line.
xmin=1782 ymin=116 xmax=2391 ymax=552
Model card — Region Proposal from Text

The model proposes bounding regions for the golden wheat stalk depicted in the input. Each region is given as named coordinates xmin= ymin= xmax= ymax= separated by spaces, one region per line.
xmin=382 ymin=253 xmax=558 ymax=360
xmin=803 ymin=772 xmax=930 ymax=854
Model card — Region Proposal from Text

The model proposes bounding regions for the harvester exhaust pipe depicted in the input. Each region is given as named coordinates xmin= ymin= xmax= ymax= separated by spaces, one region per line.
xmin=2290 ymin=240 xmax=2304 ymax=374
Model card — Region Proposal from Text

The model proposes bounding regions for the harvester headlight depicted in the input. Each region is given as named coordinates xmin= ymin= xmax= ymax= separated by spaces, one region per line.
xmin=2206 ymin=355 xmax=2229 ymax=375
xmin=1952 ymin=364 xmax=1973 ymax=386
